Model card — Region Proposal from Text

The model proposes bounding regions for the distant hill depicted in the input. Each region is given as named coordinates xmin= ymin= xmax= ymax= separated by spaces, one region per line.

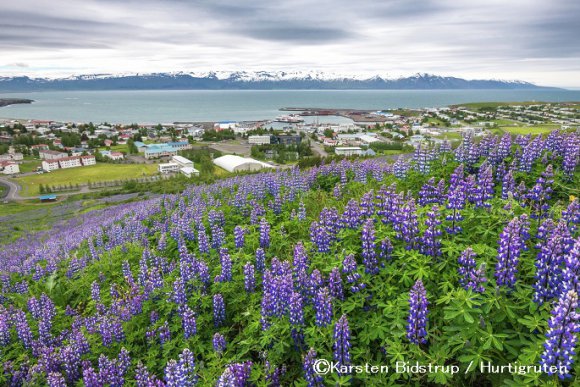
xmin=0 ymin=71 xmax=558 ymax=91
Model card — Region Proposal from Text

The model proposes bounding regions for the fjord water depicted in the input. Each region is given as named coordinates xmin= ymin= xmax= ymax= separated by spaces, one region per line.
xmin=1 ymin=89 xmax=580 ymax=123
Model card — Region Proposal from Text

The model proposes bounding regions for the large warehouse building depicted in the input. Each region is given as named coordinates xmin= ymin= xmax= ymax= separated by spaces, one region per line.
xmin=213 ymin=155 xmax=273 ymax=173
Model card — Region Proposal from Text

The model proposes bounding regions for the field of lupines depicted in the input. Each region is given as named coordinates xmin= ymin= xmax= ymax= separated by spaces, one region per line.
xmin=0 ymin=130 xmax=579 ymax=386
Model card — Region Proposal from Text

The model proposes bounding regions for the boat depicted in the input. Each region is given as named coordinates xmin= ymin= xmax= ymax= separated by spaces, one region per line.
xmin=274 ymin=114 xmax=305 ymax=123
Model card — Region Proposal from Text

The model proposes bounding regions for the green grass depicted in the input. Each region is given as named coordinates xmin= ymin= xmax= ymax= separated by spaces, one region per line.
xmin=18 ymin=160 xmax=42 ymax=173
xmin=15 ymin=163 xmax=159 ymax=196
xmin=500 ymin=124 xmax=560 ymax=135
xmin=99 ymin=144 xmax=128 ymax=153
xmin=435 ymin=131 xmax=463 ymax=141
xmin=0 ymin=199 xmax=60 ymax=215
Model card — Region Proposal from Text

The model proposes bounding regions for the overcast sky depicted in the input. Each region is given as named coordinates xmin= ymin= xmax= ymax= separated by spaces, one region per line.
xmin=0 ymin=0 xmax=578 ymax=87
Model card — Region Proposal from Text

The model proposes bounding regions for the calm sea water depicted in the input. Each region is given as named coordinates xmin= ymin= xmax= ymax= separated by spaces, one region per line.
xmin=1 ymin=89 xmax=579 ymax=123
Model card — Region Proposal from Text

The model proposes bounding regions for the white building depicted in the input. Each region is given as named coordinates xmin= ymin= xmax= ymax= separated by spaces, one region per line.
xmin=42 ymin=160 xmax=60 ymax=172
xmin=248 ymin=135 xmax=272 ymax=145
xmin=181 ymin=166 xmax=200 ymax=178
xmin=80 ymin=155 xmax=96 ymax=166
xmin=0 ymin=161 xmax=19 ymax=175
xmin=171 ymin=155 xmax=194 ymax=168
xmin=335 ymin=147 xmax=364 ymax=156
xmin=101 ymin=151 xmax=125 ymax=160
xmin=159 ymin=163 xmax=180 ymax=173
xmin=58 ymin=156 xmax=82 ymax=169
xmin=213 ymin=155 xmax=273 ymax=173
xmin=39 ymin=149 xmax=68 ymax=160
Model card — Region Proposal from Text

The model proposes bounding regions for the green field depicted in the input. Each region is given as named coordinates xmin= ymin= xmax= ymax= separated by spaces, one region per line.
xmin=18 ymin=159 xmax=42 ymax=173
xmin=15 ymin=163 xmax=159 ymax=196
xmin=500 ymin=124 xmax=560 ymax=135
xmin=435 ymin=131 xmax=463 ymax=141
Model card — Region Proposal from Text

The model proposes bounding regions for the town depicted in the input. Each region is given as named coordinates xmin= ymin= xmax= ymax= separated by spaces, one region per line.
xmin=0 ymin=101 xmax=578 ymax=201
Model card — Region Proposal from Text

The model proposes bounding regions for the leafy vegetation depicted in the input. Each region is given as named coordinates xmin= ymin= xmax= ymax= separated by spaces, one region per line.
xmin=0 ymin=130 xmax=579 ymax=386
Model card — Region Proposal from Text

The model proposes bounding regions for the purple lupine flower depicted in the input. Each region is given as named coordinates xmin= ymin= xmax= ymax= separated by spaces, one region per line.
xmin=379 ymin=237 xmax=393 ymax=263
xmin=501 ymin=169 xmax=516 ymax=200
xmin=259 ymin=217 xmax=271 ymax=249
xmin=407 ymin=280 xmax=429 ymax=344
xmin=91 ymin=281 xmax=100 ymax=303
xmin=473 ymin=163 xmax=494 ymax=208
xmin=310 ymin=220 xmax=331 ymax=253
xmin=495 ymin=215 xmax=530 ymax=288
xmin=234 ymin=226 xmax=245 ymax=249
xmin=361 ymin=219 xmax=379 ymax=274
xmin=328 ymin=267 xmax=344 ymax=301
xmin=135 ymin=362 xmax=164 ymax=387
xmin=333 ymin=315 xmax=352 ymax=374
xmin=418 ymin=177 xmax=444 ymax=206
xmin=396 ymin=198 xmax=420 ymax=250
xmin=562 ymin=240 xmax=580 ymax=296
xmin=215 ymin=248 xmax=232 ymax=282
xmin=159 ymin=321 xmax=171 ymax=345
xmin=261 ymin=259 xmax=293 ymax=324
xmin=213 ymin=294 xmax=226 ymax=327
xmin=313 ymin=287 xmax=332 ymax=327
xmin=177 ymin=348 xmax=197 ymax=386
xmin=360 ymin=190 xmax=375 ymax=218
xmin=420 ymin=206 xmax=442 ymax=258
xmin=303 ymin=348 xmax=324 ymax=387
xmin=342 ymin=254 xmax=365 ymax=293
xmin=533 ymin=223 xmax=569 ymax=304
xmin=181 ymin=306 xmax=197 ymax=339
xmin=213 ymin=332 xmax=227 ymax=354
xmin=293 ymin=242 xmax=310 ymax=295
xmin=526 ymin=164 xmax=554 ymax=219
xmin=289 ymin=291 xmax=304 ymax=326
xmin=393 ymin=156 xmax=410 ymax=178
xmin=197 ymin=225 xmax=210 ymax=255
xmin=562 ymin=199 xmax=580 ymax=234
xmin=82 ymin=361 xmax=100 ymax=387
xmin=255 ymin=248 xmax=266 ymax=273
xmin=562 ymin=140 xmax=579 ymax=181
xmin=211 ymin=223 xmax=226 ymax=249
xmin=216 ymin=362 xmax=252 ymax=387
xmin=165 ymin=359 xmax=185 ymax=387
xmin=298 ymin=201 xmax=307 ymax=221
xmin=13 ymin=309 xmax=33 ymax=348
xmin=540 ymin=290 xmax=580 ymax=380
xmin=243 ymin=262 xmax=255 ymax=293
xmin=47 ymin=372 xmax=67 ymax=387
xmin=457 ymin=247 xmax=487 ymax=293
xmin=341 ymin=199 xmax=362 ymax=229
xmin=173 ymin=276 xmax=187 ymax=307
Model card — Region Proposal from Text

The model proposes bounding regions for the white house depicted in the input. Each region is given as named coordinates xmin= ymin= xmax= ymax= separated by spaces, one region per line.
xmin=248 ymin=135 xmax=272 ymax=145
xmin=58 ymin=156 xmax=82 ymax=169
xmin=80 ymin=155 xmax=96 ymax=166
xmin=171 ymin=155 xmax=194 ymax=168
xmin=181 ymin=166 xmax=200 ymax=178
xmin=158 ymin=163 xmax=180 ymax=173
xmin=39 ymin=150 xmax=68 ymax=160
xmin=335 ymin=147 xmax=364 ymax=156
xmin=42 ymin=160 xmax=60 ymax=172
xmin=0 ymin=161 xmax=19 ymax=174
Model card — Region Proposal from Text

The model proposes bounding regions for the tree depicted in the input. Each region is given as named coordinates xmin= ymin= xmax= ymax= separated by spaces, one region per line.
xmin=127 ymin=139 xmax=138 ymax=154
xmin=323 ymin=128 xmax=335 ymax=138
xmin=39 ymin=184 xmax=45 ymax=194
xmin=200 ymin=154 xmax=215 ymax=175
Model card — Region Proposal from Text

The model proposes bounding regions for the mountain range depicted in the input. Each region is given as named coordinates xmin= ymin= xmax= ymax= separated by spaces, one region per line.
xmin=0 ymin=71 xmax=557 ymax=91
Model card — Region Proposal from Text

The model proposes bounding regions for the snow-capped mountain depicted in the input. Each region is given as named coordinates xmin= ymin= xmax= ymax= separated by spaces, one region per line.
xmin=0 ymin=71 xmax=552 ymax=91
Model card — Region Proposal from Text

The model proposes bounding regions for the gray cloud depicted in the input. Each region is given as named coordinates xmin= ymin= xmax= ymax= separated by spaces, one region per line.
xmin=0 ymin=0 xmax=578 ymax=86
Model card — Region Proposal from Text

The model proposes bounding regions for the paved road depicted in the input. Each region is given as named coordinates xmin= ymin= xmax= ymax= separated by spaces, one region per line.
xmin=0 ymin=177 xmax=21 ymax=201
xmin=310 ymin=141 xmax=328 ymax=157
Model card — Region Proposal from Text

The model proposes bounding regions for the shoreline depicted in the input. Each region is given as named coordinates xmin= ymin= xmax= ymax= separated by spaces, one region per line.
xmin=0 ymin=98 xmax=34 ymax=108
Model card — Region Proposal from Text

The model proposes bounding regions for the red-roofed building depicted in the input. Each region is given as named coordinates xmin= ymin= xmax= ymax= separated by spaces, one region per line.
xmin=80 ymin=155 xmax=96 ymax=166
xmin=0 ymin=161 xmax=19 ymax=175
